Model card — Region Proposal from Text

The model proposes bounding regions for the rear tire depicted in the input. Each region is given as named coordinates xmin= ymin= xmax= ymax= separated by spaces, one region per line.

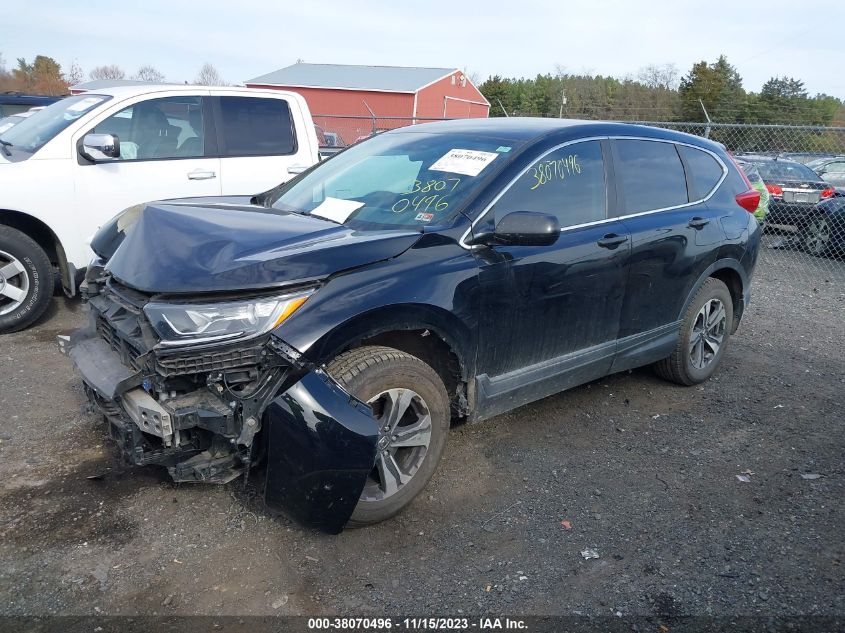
xmin=0 ymin=226 xmax=54 ymax=334
xmin=326 ymin=345 xmax=450 ymax=526
xmin=800 ymin=215 xmax=831 ymax=257
xmin=654 ymin=278 xmax=733 ymax=386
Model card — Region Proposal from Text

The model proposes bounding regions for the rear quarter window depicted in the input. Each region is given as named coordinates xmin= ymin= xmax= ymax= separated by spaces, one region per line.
xmin=613 ymin=139 xmax=689 ymax=214
xmin=678 ymin=145 xmax=725 ymax=200
xmin=218 ymin=96 xmax=296 ymax=157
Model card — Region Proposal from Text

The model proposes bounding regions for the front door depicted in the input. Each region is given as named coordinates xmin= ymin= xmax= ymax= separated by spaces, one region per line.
xmin=472 ymin=139 xmax=630 ymax=420
xmin=73 ymin=95 xmax=221 ymax=242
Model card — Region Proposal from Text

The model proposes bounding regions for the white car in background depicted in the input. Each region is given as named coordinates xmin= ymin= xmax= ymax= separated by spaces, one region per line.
xmin=0 ymin=107 xmax=44 ymax=135
xmin=0 ymin=85 xmax=319 ymax=332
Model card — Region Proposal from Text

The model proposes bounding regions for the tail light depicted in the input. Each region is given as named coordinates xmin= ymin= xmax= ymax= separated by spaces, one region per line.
xmin=726 ymin=153 xmax=760 ymax=213
xmin=821 ymin=187 xmax=835 ymax=199
xmin=735 ymin=190 xmax=761 ymax=213
xmin=766 ymin=184 xmax=783 ymax=196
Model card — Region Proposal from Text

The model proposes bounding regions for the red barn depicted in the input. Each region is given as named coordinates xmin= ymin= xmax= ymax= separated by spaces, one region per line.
xmin=245 ymin=63 xmax=489 ymax=145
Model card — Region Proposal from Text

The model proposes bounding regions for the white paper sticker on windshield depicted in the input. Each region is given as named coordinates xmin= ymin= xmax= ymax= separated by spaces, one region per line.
xmin=67 ymin=96 xmax=105 ymax=113
xmin=430 ymin=149 xmax=499 ymax=177
xmin=310 ymin=197 xmax=365 ymax=224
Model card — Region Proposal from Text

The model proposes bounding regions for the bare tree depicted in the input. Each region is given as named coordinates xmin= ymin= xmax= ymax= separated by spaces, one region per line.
xmin=637 ymin=63 xmax=679 ymax=91
xmin=0 ymin=52 xmax=6 ymax=75
xmin=65 ymin=60 xmax=84 ymax=86
xmin=90 ymin=64 xmax=126 ymax=81
xmin=134 ymin=65 xmax=165 ymax=83
xmin=194 ymin=63 xmax=225 ymax=86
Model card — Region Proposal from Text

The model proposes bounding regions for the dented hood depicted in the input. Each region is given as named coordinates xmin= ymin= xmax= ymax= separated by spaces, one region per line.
xmin=93 ymin=200 xmax=421 ymax=294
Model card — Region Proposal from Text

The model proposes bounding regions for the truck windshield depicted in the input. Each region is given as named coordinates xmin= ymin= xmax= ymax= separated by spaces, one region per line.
xmin=0 ymin=94 xmax=111 ymax=153
xmin=269 ymin=131 xmax=521 ymax=231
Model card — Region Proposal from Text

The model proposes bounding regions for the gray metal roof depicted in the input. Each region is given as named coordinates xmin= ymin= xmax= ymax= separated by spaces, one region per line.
xmin=70 ymin=79 xmax=177 ymax=92
xmin=245 ymin=63 xmax=457 ymax=93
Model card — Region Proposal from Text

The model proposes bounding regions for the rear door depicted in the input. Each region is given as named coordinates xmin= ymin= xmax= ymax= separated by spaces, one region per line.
xmin=610 ymin=139 xmax=726 ymax=369
xmin=213 ymin=94 xmax=313 ymax=195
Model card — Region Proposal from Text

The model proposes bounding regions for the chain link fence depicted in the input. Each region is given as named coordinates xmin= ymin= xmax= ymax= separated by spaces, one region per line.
xmin=634 ymin=121 xmax=845 ymax=295
xmin=314 ymin=115 xmax=845 ymax=294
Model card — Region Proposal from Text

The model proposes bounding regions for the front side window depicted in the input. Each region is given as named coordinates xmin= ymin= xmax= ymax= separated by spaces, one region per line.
xmin=269 ymin=132 xmax=522 ymax=230
xmin=491 ymin=140 xmax=607 ymax=228
xmin=218 ymin=97 xmax=295 ymax=157
xmin=1 ymin=94 xmax=110 ymax=154
xmin=614 ymin=139 xmax=689 ymax=214
xmin=90 ymin=96 xmax=204 ymax=160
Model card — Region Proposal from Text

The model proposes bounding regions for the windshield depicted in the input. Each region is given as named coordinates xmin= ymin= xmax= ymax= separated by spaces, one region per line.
xmin=269 ymin=131 xmax=521 ymax=230
xmin=0 ymin=94 xmax=111 ymax=153
xmin=754 ymin=160 xmax=820 ymax=182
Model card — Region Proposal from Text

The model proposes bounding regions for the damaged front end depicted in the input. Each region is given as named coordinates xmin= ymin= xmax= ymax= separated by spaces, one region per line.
xmin=62 ymin=272 xmax=378 ymax=533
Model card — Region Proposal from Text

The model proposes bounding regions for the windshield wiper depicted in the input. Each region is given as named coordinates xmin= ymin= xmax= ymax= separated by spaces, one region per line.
xmin=0 ymin=139 xmax=11 ymax=157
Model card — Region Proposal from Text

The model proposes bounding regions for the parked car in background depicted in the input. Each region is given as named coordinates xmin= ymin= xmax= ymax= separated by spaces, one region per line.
xmin=63 ymin=119 xmax=761 ymax=532
xmin=738 ymin=155 xmax=835 ymax=228
xmin=806 ymin=155 xmax=845 ymax=193
xmin=0 ymin=85 xmax=319 ymax=333
xmin=800 ymin=197 xmax=845 ymax=257
xmin=0 ymin=92 xmax=61 ymax=117
xmin=736 ymin=159 xmax=770 ymax=225
xmin=0 ymin=107 xmax=43 ymax=135
xmin=778 ymin=152 xmax=838 ymax=165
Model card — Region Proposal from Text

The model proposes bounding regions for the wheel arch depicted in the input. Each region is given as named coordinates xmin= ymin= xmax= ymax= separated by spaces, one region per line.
xmin=680 ymin=259 xmax=748 ymax=334
xmin=0 ymin=208 xmax=73 ymax=294
xmin=302 ymin=304 xmax=474 ymax=418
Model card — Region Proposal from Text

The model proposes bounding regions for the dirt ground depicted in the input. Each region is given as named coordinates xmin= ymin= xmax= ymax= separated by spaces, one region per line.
xmin=1 ymin=255 xmax=843 ymax=619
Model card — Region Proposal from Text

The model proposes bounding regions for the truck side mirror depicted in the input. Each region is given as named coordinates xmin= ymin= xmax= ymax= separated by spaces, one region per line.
xmin=81 ymin=133 xmax=120 ymax=161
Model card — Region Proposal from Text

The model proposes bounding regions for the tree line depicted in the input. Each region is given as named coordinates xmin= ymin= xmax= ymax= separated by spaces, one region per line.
xmin=479 ymin=56 xmax=844 ymax=127
xmin=0 ymin=53 xmax=227 ymax=94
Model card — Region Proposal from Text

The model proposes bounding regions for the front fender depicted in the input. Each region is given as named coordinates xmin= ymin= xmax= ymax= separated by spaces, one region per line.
xmin=263 ymin=369 xmax=378 ymax=534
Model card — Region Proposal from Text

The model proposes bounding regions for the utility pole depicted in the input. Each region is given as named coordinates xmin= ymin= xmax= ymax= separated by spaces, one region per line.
xmin=559 ymin=89 xmax=567 ymax=118
xmin=699 ymin=98 xmax=712 ymax=139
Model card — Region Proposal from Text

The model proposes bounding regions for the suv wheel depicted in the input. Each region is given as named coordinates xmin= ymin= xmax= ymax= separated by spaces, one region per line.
xmin=800 ymin=215 xmax=831 ymax=257
xmin=326 ymin=345 xmax=450 ymax=526
xmin=655 ymin=278 xmax=733 ymax=386
xmin=0 ymin=226 xmax=54 ymax=334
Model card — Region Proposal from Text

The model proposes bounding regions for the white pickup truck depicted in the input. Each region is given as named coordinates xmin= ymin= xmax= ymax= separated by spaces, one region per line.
xmin=0 ymin=85 xmax=320 ymax=333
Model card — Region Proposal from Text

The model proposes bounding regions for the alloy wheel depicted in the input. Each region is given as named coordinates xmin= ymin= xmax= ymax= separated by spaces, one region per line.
xmin=802 ymin=217 xmax=831 ymax=256
xmin=689 ymin=298 xmax=726 ymax=370
xmin=362 ymin=388 xmax=433 ymax=502
xmin=0 ymin=249 xmax=29 ymax=316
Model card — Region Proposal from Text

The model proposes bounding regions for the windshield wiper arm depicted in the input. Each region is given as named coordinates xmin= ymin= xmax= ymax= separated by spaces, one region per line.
xmin=0 ymin=139 xmax=11 ymax=157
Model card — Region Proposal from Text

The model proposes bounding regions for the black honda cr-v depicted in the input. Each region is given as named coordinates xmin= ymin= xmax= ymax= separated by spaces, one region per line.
xmin=65 ymin=119 xmax=761 ymax=532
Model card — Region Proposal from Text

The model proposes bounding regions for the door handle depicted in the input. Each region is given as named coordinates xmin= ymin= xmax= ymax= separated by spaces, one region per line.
xmin=188 ymin=170 xmax=216 ymax=180
xmin=596 ymin=233 xmax=629 ymax=249
xmin=287 ymin=164 xmax=309 ymax=175
xmin=688 ymin=217 xmax=710 ymax=229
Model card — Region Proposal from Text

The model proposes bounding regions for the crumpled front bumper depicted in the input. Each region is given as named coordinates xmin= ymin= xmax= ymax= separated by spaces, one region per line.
xmin=62 ymin=326 xmax=379 ymax=533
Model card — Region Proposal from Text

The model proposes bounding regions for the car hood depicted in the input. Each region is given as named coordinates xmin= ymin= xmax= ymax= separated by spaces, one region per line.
xmin=95 ymin=199 xmax=422 ymax=294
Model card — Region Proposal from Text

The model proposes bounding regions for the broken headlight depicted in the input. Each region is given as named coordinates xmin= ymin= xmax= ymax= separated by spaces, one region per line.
xmin=144 ymin=290 xmax=314 ymax=347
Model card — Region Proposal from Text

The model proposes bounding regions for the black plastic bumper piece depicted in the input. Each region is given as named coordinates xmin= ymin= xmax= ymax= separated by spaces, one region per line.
xmin=68 ymin=330 xmax=142 ymax=400
xmin=263 ymin=369 xmax=378 ymax=534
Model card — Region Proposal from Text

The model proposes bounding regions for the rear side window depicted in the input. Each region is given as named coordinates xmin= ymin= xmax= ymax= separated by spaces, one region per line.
xmin=614 ymin=139 xmax=688 ymax=214
xmin=492 ymin=140 xmax=607 ymax=229
xmin=678 ymin=145 xmax=724 ymax=200
xmin=218 ymin=96 xmax=296 ymax=157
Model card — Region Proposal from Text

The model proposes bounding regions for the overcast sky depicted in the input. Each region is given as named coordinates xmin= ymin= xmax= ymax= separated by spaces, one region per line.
xmin=3 ymin=0 xmax=843 ymax=99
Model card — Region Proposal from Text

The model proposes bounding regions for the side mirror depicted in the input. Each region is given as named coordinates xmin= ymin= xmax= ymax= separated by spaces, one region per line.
xmin=470 ymin=211 xmax=560 ymax=247
xmin=81 ymin=133 xmax=120 ymax=161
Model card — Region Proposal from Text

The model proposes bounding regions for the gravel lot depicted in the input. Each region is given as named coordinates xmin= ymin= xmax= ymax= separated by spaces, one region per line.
xmin=1 ymin=253 xmax=843 ymax=619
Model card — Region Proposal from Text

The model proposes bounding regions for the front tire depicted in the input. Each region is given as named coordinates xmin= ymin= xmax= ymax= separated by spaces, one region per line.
xmin=326 ymin=345 xmax=450 ymax=526
xmin=654 ymin=278 xmax=733 ymax=386
xmin=0 ymin=226 xmax=54 ymax=334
